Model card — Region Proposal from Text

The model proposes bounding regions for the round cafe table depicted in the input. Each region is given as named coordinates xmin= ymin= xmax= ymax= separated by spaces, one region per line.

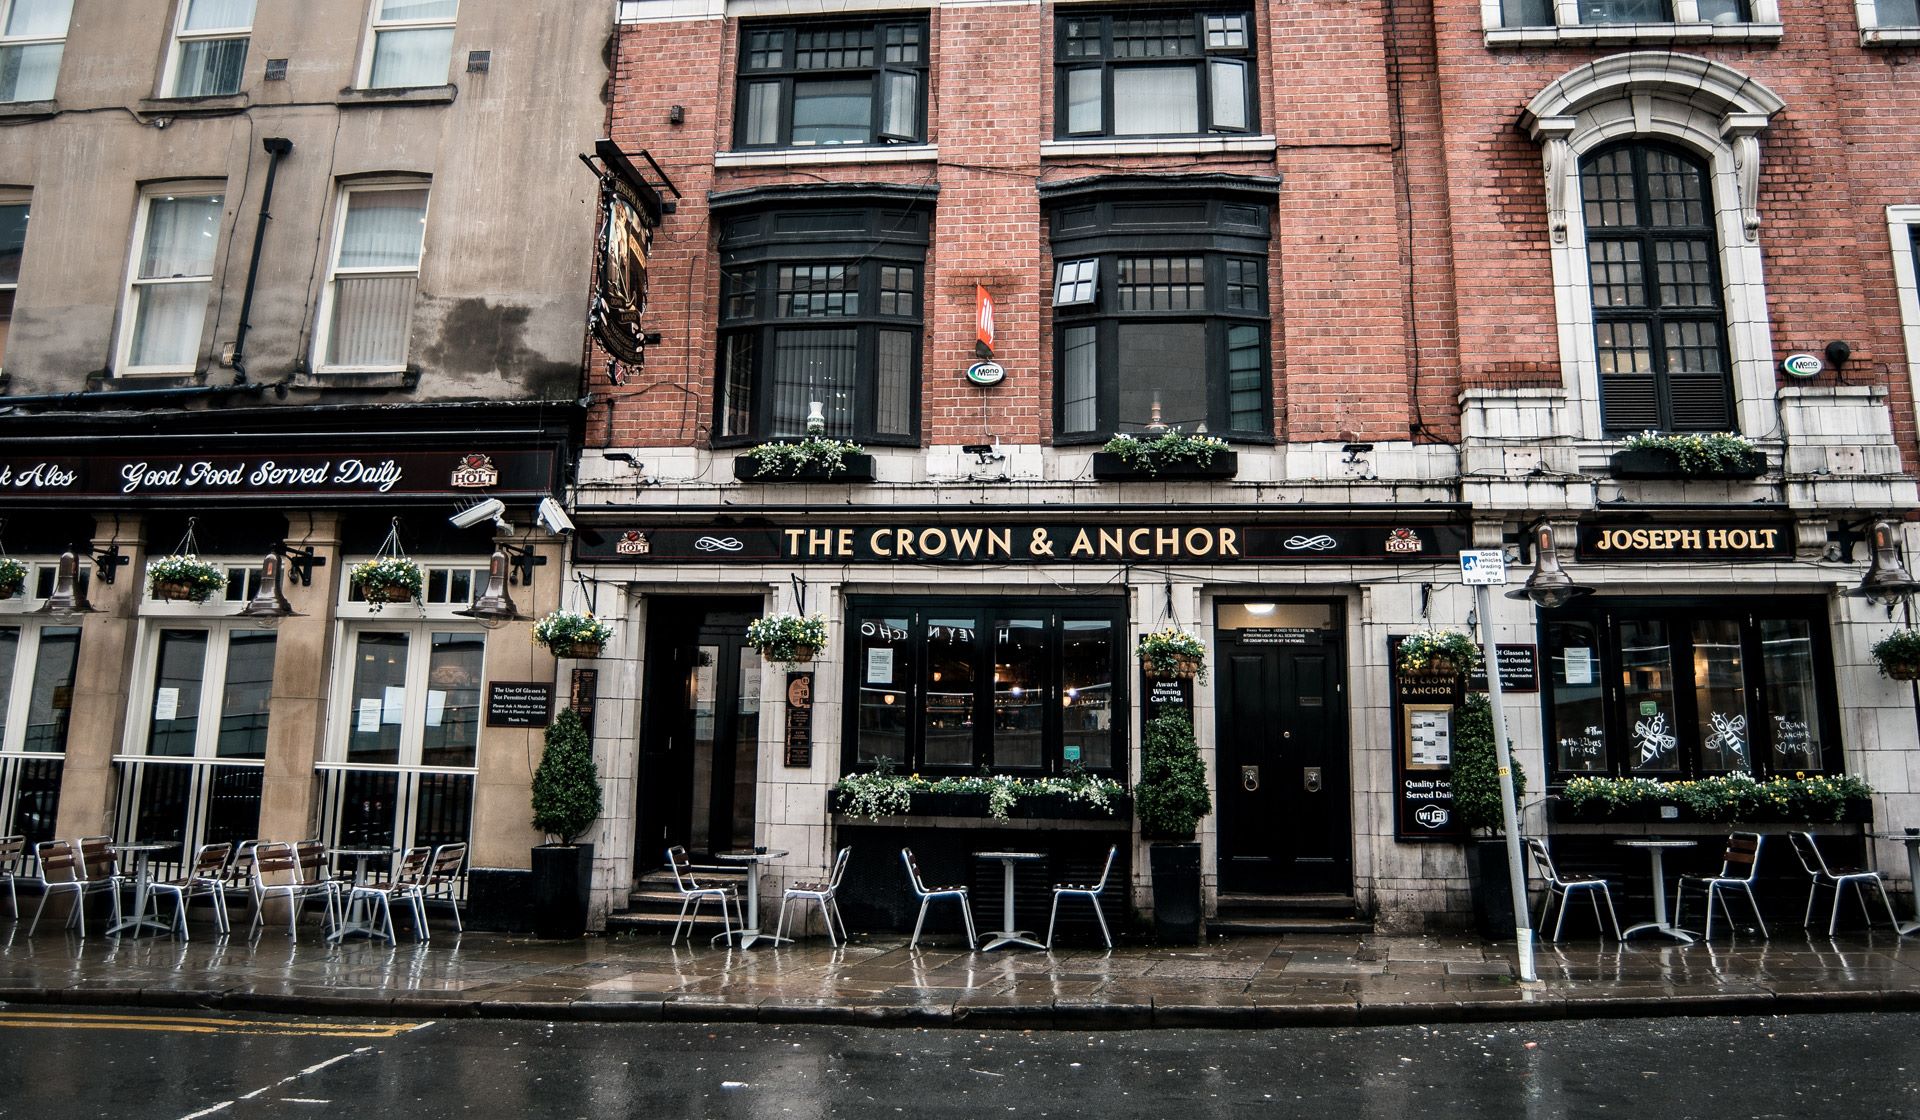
xmin=973 ymin=851 xmax=1047 ymax=951
xmin=106 ymin=842 xmax=179 ymax=938
xmin=713 ymin=849 xmax=790 ymax=949
xmin=1870 ymin=831 xmax=1920 ymax=936
xmin=1614 ymin=838 xmax=1698 ymax=944
xmin=327 ymin=847 xmax=398 ymax=944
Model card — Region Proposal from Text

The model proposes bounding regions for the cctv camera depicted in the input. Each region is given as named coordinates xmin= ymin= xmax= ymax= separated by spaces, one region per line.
xmin=537 ymin=496 xmax=575 ymax=535
xmin=449 ymin=498 xmax=506 ymax=529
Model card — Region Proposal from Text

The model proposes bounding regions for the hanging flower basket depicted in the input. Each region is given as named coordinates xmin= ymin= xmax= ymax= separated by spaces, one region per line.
xmin=0 ymin=558 xmax=26 ymax=600
xmin=146 ymin=555 xmax=228 ymax=604
xmin=351 ymin=557 xmax=424 ymax=610
xmin=534 ymin=611 xmax=614 ymax=659
xmin=1396 ymin=629 xmax=1482 ymax=678
xmin=1137 ymin=626 xmax=1208 ymax=684
xmin=746 ymin=613 xmax=828 ymax=662
xmin=1871 ymin=628 xmax=1920 ymax=681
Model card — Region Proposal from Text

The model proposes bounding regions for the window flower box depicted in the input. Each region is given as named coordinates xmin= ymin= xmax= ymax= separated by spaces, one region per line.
xmin=1093 ymin=432 xmax=1237 ymax=480
xmin=734 ymin=439 xmax=874 ymax=483
xmin=1610 ymin=433 xmax=1765 ymax=480
xmin=829 ymin=772 xmax=1127 ymax=822
xmin=1091 ymin=451 xmax=1239 ymax=481
xmin=1551 ymin=774 xmax=1874 ymax=825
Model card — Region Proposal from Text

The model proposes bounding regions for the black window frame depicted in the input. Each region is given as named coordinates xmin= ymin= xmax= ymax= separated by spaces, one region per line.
xmin=732 ymin=16 xmax=930 ymax=150
xmin=1053 ymin=7 xmax=1257 ymax=140
xmin=1044 ymin=185 xmax=1274 ymax=442
xmin=1539 ymin=596 xmax=1842 ymax=784
xmin=1582 ymin=140 xmax=1736 ymax=434
xmin=711 ymin=193 xmax=931 ymax=447
xmin=840 ymin=596 xmax=1130 ymax=779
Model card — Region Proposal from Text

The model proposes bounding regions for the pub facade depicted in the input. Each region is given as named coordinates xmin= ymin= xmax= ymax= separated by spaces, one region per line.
xmin=580 ymin=0 xmax=1920 ymax=933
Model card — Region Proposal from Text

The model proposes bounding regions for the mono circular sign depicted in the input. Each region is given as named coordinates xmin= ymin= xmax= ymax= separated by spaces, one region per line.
xmin=1781 ymin=353 xmax=1824 ymax=379
xmin=965 ymin=360 xmax=1005 ymax=386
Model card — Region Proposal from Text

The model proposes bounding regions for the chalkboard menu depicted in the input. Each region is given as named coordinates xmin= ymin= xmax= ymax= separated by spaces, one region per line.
xmin=784 ymin=671 xmax=814 ymax=768
xmin=486 ymin=682 xmax=554 ymax=728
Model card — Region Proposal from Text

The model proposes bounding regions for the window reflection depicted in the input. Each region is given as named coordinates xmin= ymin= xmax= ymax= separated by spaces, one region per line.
xmin=148 ymin=629 xmax=208 ymax=756
xmin=993 ymin=619 xmax=1046 ymax=769
xmin=421 ymin=631 xmax=482 ymax=767
xmin=1619 ymin=619 xmax=1678 ymax=773
xmin=347 ymin=631 xmax=408 ymax=764
xmin=923 ymin=616 xmax=977 ymax=768
xmin=1547 ymin=619 xmax=1606 ymax=773
xmin=856 ymin=615 xmax=909 ymax=767
xmin=216 ymin=631 xmax=275 ymax=759
xmin=1760 ymin=618 xmax=1822 ymax=771
xmin=23 ymin=626 xmax=77 ymax=753
xmin=1691 ymin=619 xmax=1748 ymax=771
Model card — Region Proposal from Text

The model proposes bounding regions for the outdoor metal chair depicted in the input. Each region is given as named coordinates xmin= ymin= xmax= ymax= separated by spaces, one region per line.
xmin=148 ymin=842 xmax=233 ymax=940
xmin=347 ymin=846 xmax=431 ymax=945
xmin=901 ymin=848 xmax=977 ymax=950
xmin=1673 ymin=832 xmax=1767 ymax=940
xmin=424 ymin=842 xmax=467 ymax=932
xmin=1525 ymin=836 xmax=1621 ymax=941
xmin=0 ymin=835 xmax=23 ymax=919
xmin=776 ymin=845 xmax=851 ymax=946
xmin=1045 ymin=845 xmax=1118 ymax=950
xmin=666 ymin=845 xmax=738 ymax=946
xmin=75 ymin=837 xmax=129 ymax=931
xmin=1788 ymin=831 xmax=1900 ymax=936
xmin=29 ymin=840 xmax=118 ymax=936
xmin=249 ymin=842 xmax=339 ymax=941
xmin=219 ymin=840 xmax=260 ymax=929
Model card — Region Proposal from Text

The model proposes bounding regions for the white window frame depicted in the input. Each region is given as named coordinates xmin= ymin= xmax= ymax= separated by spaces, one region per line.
xmin=1481 ymin=0 xmax=1782 ymax=43
xmin=160 ymin=0 xmax=254 ymax=99
xmin=324 ymin=624 xmax=488 ymax=770
xmin=0 ymin=618 xmax=81 ymax=756
xmin=0 ymin=190 xmax=25 ymax=378
xmin=356 ymin=0 xmax=459 ymax=90
xmin=115 ymin=182 xmax=227 ymax=377
xmin=310 ymin=180 xmax=431 ymax=375
xmin=1860 ymin=0 xmax=1920 ymax=45
xmin=120 ymin=620 xmax=277 ymax=761
xmin=0 ymin=0 xmax=72 ymax=103
xmin=1053 ymin=258 xmax=1098 ymax=307
xmin=1890 ymin=207 xmax=1920 ymax=422
xmin=1521 ymin=54 xmax=1783 ymax=441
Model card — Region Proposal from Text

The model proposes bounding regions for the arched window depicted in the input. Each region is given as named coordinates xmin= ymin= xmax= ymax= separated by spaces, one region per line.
xmin=1581 ymin=142 xmax=1732 ymax=432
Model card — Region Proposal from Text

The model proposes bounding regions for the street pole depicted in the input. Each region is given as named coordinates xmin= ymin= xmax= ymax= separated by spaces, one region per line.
xmin=1474 ymin=579 xmax=1537 ymax=983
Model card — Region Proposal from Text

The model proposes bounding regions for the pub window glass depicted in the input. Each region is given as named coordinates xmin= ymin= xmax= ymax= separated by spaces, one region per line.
xmin=1619 ymin=619 xmax=1679 ymax=774
xmin=993 ymin=617 xmax=1047 ymax=770
xmin=22 ymin=624 xmax=76 ymax=753
xmin=1690 ymin=618 xmax=1750 ymax=772
xmin=0 ymin=626 xmax=16 ymax=733
xmin=855 ymin=614 xmax=909 ymax=766
xmin=215 ymin=630 xmax=275 ymax=759
xmin=1547 ymin=619 xmax=1607 ymax=773
xmin=1759 ymin=618 xmax=1824 ymax=772
xmin=420 ymin=631 xmax=482 ymax=767
xmin=147 ymin=629 xmax=208 ymax=757
xmin=1061 ymin=619 xmax=1114 ymax=770
xmin=923 ymin=615 xmax=977 ymax=768
xmin=346 ymin=630 xmax=409 ymax=765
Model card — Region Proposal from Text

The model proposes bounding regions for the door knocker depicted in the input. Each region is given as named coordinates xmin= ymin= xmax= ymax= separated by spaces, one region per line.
xmin=1241 ymin=765 xmax=1260 ymax=792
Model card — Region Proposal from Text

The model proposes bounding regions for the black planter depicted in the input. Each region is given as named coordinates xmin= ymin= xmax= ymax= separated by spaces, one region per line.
xmin=1148 ymin=841 xmax=1202 ymax=944
xmin=1610 ymin=446 xmax=1766 ymax=480
xmin=1464 ymin=837 xmax=1515 ymax=941
xmin=1091 ymin=451 xmax=1239 ymax=481
xmin=465 ymin=867 xmax=533 ymax=933
xmin=530 ymin=842 xmax=593 ymax=939
xmin=1010 ymin=793 xmax=1132 ymax=821
xmin=733 ymin=453 xmax=875 ymax=483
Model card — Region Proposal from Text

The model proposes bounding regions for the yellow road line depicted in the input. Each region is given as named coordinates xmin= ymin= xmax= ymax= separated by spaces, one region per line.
xmin=0 ymin=1010 xmax=427 ymax=1038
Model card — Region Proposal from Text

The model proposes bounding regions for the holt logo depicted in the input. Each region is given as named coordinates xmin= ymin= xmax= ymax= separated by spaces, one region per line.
xmin=1415 ymin=804 xmax=1450 ymax=829
xmin=1384 ymin=528 xmax=1424 ymax=554
xmin=450 ymin=453 xmax=499 ymax=489
xmin=615 ymin=530 xmax=651 ymax=556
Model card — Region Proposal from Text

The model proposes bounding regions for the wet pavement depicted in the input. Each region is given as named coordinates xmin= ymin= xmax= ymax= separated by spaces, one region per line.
xmin=0 ymin=920 xmax=1917 ymax=1028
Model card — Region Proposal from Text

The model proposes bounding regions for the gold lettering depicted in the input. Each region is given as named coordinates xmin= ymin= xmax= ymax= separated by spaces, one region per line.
xmin=987 ymin=528 xmax=1012 ymax=556
xmin=919 ymin=528 xmax=947 ymax=556
xmin=953 ymin=527 xmax=983 ymax=556
xmin=1155 ymin=528 xmax=1179 ymax=556
xmin=895 ymin=528 xmax=916 ymax=556
xmin=1070 ymin=530 xmax=1094 ymax=556
xmin=1758 ymin=528 xmax=1779 ymax=550
xmin=869 ymin=528 xmax=893 ymax=557
xmin=1129 ymin=528 xmax=1151 ymax=555
xmin=836 ymin=528 xmax=854 ymax=556
xmin=1680 ymin=529 xmax=1701 ymax=550
xmin=808 ymin=528 xmax=833 ymax=556
xmin=1219 ymin=528 xmax=1240 ymax=556
xmin=784 ymin=529 xmax=807 ymax=556
xmin=1184 ymin=528 xmax=1213 ymax=556
xmin=1631 ymin=529 xmax=1651 ymax=550
xmin=1099 ymin=528 xmax=1124 ymax=556
xmin=1707 ymin=529 xmax=1729 ymax=550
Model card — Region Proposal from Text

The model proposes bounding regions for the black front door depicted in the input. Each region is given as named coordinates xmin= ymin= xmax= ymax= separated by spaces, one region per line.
xmin=1216 ymin=606 xmax=1350 ymax=893
xmin=637 ymin=598 xmax=763 ymax=865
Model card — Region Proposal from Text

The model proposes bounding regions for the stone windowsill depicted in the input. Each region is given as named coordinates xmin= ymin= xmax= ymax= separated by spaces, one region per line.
xmin=334 ymin=84 xmax=457 ymax=108
xmin=286 ymin=367 xmax=419 ymax=391
xmin=136 ymin=93 xmax=251 ymax=116
xmin=1485 ymin=21 xmax=1784 ymax=45
xmin=1862 ymin=25 xmax=1920 ymax=44
xmin=0 ymin=99 xmax=56 ymax=118
xmin=715 ymin=144 xmax=937 ymax=168
xmin=1040 ymin=135 xmax=1278 ymax=158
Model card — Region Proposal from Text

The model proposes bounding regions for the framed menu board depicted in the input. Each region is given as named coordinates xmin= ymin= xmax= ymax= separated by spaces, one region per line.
xmin=1405 ymin=704 xmax=1452 ymax=769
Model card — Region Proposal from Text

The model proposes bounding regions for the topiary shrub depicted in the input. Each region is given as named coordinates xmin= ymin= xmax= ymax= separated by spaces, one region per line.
xmin=531 ymin=708 xmax=602 ymax=845
xmin=1135 ymin=708 xmax=1212 ymax=840
xmin=1450 ymin=693 xmax=1525 ymax=835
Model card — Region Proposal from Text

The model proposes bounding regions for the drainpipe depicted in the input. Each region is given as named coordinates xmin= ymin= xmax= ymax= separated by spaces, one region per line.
xmin=228 ymin=137 xmax=295 ymax=384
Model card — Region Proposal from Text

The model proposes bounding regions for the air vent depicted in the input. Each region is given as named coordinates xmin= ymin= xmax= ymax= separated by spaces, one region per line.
xmin=264 ymin=58 xmax=288 ymax=81
xmin=467 ymin=50 xmax=491 ymax=73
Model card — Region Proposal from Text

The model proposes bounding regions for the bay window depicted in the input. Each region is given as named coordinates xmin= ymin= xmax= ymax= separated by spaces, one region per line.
xmin=734 ymin=17 xmax=928 ymax=149
xmin=844 ymin=598 xmax=1126 ymax=776
xmin=119 ymin=186 xmax=226 ymax=375
xmin=713 ymin=193 xmax=929 ymax=444
xmin=0 ymin=0 xmax=69 ymax=103
xmin=1055 ymin=8 xmax=1255 ymax=139
xmin=1543 ymin=598 xmax=1839 ymax=780
xmin=314 ymin=182 xmax=429 ymax=372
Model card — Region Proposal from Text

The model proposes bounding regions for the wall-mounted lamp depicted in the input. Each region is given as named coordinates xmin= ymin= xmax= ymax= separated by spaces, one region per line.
xmin=87 ymin=542 xmax=129 ymax=584
xmin=453 ymin=549 xmax=520 ymax=629
xmin=236 ymin=550 xmax=298 ymax=628
xmin=1505 ymin=524 xmax=1594 ymax=610
xmin=34 ymin=551 xmax=96 ymax=621
xmin=1843 ymin=520 xmax=1920 ymax=605
xmin=1825 ymin=340 xmax=1853 ymax=369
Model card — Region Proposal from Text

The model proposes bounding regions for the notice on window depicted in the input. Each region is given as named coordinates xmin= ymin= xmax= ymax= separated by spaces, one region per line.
xmin=357 ymin=698 xmax=381 ymax=733
xmin=1407 ymin=705 xmax=1452 ymax=768
xmin=381 ymin=685 xmax=406 ymax=725
xmin=866 ymin=647 xmax=894 ymax=685
xmin=1565 ymin=647 xmax=1593 ymax=685
xmin=153 ymin=687 xmax=180 ymax=721
xmin=425 ymin=689 xmax=446 ymax=728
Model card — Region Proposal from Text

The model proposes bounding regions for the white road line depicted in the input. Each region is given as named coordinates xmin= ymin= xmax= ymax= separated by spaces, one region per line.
xmin=177 ymin=1104 xmax=233 ymax=1120
xmin=178 ymin=1044 xmax=378 ymax=1120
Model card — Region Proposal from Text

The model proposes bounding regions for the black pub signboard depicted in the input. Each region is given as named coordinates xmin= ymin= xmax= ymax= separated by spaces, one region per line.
xmin=1577 ymin=521 xmax=1793 ymax=561
xmin=486 ymin=682 xmax=554 ymax=728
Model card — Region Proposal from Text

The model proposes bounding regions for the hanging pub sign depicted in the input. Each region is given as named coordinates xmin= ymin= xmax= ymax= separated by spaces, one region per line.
xmin=583 ymin=140 xmax=672 ymax=371
xmin=784 ymin=671 xmax=815 ymax=768
xmin=1576 ymin=521 xmax=1793 ymax=561
xmin=576 ymin=521 xmax=1470 ymax=566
